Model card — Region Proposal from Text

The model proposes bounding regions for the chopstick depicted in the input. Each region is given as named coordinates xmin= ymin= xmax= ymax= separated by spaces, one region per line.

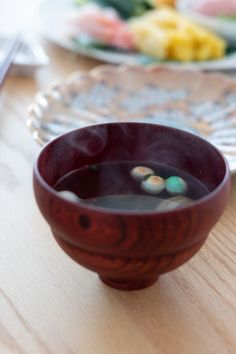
xmin=0 ymin=35 xmax=22 ymax=90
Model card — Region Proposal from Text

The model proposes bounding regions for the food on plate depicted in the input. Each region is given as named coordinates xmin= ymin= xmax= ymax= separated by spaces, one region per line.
xmin=129 ymin=7 xmax=226 ymax=61
xmin=69 ymin=2 xmax=227 ymax=61
xmin=151 ymin=0 xmax=176 ymax=7
xmin=75 ymin=0 xmax=176 ymax=19
xmin=68 ymin=3 xmax=135 ymax=49
xmin=80 ymin=0 xmax=153 ymax=18
xmin=193 ymin=0 xmax=236 ymax=17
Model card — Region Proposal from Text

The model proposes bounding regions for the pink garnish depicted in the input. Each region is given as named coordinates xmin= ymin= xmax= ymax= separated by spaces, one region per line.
xmin=67 ymin=4 xmax=135 ymax=50
xmin=195 ymin=0 xmax=236 ymax=16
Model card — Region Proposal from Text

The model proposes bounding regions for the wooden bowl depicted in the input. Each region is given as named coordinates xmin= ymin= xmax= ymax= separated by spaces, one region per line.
xmin=33 ymin=123 xmax=230 ymax=290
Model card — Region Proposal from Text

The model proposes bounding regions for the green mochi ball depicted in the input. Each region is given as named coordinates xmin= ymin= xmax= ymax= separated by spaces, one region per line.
xmin=166 ymin=176 xmax=187 ymax=195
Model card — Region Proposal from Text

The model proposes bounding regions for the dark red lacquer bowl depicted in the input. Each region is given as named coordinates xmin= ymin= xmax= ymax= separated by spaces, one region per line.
xmin=33 ymin=123 xmax=230 ymax=290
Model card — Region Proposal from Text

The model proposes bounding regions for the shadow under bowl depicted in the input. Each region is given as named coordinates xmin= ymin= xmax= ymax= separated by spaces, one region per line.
xmin=33 ymin=123 xmax=230 ymax=290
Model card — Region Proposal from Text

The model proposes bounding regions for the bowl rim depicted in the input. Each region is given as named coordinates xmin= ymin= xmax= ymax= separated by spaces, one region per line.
xmin=33 ymin=122 xmax=230 ymax=216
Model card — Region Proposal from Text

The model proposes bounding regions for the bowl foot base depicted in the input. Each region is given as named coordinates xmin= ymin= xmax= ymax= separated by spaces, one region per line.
xmin=99 ymin=275 xmax=158 ymax=291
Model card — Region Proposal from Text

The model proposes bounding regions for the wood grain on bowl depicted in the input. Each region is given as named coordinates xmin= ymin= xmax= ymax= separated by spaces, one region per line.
xmin=33 ymin=123 xmax=230 ymax=290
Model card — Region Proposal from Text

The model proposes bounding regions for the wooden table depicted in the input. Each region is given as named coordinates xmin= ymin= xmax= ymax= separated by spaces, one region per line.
xmin=1 ymin=2 xmax=236 ymax=354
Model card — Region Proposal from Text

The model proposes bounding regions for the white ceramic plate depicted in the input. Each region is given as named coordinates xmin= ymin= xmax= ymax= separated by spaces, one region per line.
xmin=27 ymin=65 xmax=236 ymax=173
xmin=178 ymin=0 xmax=236 ymax=46
xmin=0 ymin=36 xmax=49 ymax=76
xmin=39 ymin=0 xmax=236 ymax=70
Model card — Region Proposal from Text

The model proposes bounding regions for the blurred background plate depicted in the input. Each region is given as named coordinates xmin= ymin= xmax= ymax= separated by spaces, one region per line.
xmin=27 ymin=65 xmax=236 ymax=173
xmin=0 ymin=35 xmax=49 ymax=76
xmin=178 ymin=0 xmax=236 ymax=46
xmin=39 ymin=0 xmax=236 ymax=70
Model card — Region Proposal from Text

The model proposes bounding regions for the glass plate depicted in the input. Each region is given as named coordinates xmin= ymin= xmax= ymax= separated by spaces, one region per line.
xmin=27 ymin=65 xmax=236 ymax=173
xmin=39 ymin=0 xmax=236 ymax=71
